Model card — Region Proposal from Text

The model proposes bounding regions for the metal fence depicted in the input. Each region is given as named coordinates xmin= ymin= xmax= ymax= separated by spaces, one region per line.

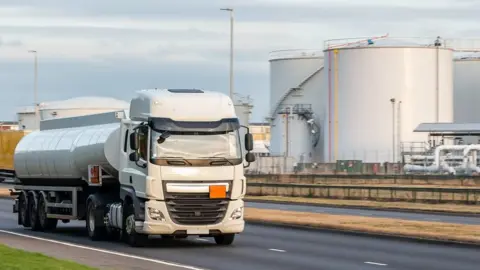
xmin=246 ymin=156 xmax=404 ymax=175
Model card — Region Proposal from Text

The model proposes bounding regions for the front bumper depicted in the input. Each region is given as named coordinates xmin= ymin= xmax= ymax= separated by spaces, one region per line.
xmin=137 ymin=199 xmax=245 ymax=235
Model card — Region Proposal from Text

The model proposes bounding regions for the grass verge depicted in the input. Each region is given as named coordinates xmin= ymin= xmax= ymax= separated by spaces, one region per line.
xmin=247 ymin=195 xmax=480 ymax=215
xmin=245 ymin=208 xmax=480 ymax=244
xmin=0 ymin=244 xmax=96 ymax=270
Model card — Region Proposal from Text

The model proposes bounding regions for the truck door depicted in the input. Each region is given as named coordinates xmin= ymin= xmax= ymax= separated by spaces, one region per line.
xmin=121 ymin=125 xmax=148 ymax=197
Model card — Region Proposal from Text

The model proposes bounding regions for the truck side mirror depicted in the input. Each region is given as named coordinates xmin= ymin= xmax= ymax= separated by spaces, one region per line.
xmin=244 ymin=133 xmax=254 ymax=151
xmin=129 ymin=152 xmax=140 ymax=162
xmin=245 ymin=152 xmax=255 ymax=163
xmin=130 ymin=132 xmax=139 ymax=150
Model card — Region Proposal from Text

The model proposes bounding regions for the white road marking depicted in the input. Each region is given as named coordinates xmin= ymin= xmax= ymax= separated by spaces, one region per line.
xmin=269 ymin=248 xmax=286 ymax=253
xmin=0 ymin=230 xmax=207 ymax=270
xmin=195 ymin=238 xmax=210 ymax=242
xmin=364 ymin=261 xmax=387 ymax=266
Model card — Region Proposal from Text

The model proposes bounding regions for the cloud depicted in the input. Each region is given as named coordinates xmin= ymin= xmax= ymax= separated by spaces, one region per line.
xmin=0 ymin=57 xmax=268 ymax=121
xmin=0 ymin=37 xmax=23 ymax=47
xmin=0 ymin=0 xmax=480 ymax=122
xmin=1 ymin=0 xmax=478 ymax=23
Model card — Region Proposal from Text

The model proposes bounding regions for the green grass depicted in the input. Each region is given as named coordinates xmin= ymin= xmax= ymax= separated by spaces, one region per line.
xmin=0 ymin=244 xmax=97 ymax=270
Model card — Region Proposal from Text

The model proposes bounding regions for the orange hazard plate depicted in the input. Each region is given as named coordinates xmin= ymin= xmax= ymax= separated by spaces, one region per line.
xmin=209 ymin=185 xmax=227 ymax=199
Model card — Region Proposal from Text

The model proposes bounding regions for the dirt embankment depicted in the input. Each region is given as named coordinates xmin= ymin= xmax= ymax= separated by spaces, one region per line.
xmin=245 ymin=208 xmax=480 ymax=245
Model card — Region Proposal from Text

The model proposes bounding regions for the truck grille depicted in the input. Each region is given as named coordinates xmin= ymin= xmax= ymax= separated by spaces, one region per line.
xmin=165 ymin=193 xmax=229 ymax=225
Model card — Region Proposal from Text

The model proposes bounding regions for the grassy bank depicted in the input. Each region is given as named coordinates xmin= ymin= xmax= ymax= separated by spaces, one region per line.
xmin=0 ymin=244 xmax=96 ymax=270
xmin=245 ymin=208 xmax=480 ymax=244
xmin=247 ymin=196 xmax=480 ymax=215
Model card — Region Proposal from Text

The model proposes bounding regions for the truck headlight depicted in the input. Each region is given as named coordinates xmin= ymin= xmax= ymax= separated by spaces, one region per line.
xmin=148 ymin=207 xmax=166 ymax=221
xmin=230 ymin=207 xmax=243 ymax=220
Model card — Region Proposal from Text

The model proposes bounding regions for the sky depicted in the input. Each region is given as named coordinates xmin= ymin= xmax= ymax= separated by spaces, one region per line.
xmin=0 ymin=0 xmax=479 ymax=122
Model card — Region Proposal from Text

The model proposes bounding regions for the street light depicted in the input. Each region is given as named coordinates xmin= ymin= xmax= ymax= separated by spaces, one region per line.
xmin=390 ymin=98 xmax=396 ymax=163
xmin=28 ymin=50 xmax=38 ymax=129
xmin=220 ymin=8 xmax=234 ymax=99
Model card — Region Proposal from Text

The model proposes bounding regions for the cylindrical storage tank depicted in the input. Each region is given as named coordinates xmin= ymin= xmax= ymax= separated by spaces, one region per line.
xmin=454 ymin=53 xmax=480 ymax=123
xmin=13 ymin=123 xmax=121 ymax=186
xmin=39 ymin=96 xmax=129 ymax=120
xmin=16 ymin=106 xmax=36 ymax=130
xmin=323 ymin=38 xmax=454 ymax=162
xmin=269 ymin=50 xmax=325 ymax=163
xmin=233 ymin=96 xmax=253 ymax=153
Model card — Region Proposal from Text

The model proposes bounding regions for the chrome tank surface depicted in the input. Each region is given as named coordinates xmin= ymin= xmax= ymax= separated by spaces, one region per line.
xmin=13 ymin=123 xmax=120 ymax=182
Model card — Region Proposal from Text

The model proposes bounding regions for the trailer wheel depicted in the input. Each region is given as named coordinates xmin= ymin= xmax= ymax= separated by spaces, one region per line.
xmin=214 ymin=234 xmax=235 ymax=246
xmin=123 ymin=203 xmax=148 ymax=247
xmin=19 ymin=193 xmax=31 ymax=228
xmin=86 ymin=200 xmax=107 ymax=241
xmin=28 ymin=193 xmax=42 ymax=231
xmin=38 ymin=195 xmax=58 ymax=231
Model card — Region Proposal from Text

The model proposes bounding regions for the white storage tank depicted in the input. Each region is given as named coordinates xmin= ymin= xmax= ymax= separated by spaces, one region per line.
xmin=268 ymin=50 xmax=324 ymax=163
xmin=323 ymin=37 xmax=454 ymax=162
xmin=16 ymin=106 xmax=36 ymax=130
xmin=454 ymin=53 xmax=480 ymax=123
xmin=233 ymin=94 xmax=253 ymax=153
xmin=39 ymin=96 xmax=129 ymax=120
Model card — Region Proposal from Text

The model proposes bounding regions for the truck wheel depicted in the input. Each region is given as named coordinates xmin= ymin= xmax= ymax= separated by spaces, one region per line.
xmin=86 ymin=200 xmax=107 ymax=241
xmin=19 ymin=193 xmax=31 ymax=228
xmin=214 ymin=234 xmax=235 ymax=245
xmin=38 ymin=195 xmax=58 ymax=231
xmin=123 ymin=204 xmax=148 ymax=247
xmin=28 ymin=193 xmax=42 ymax=231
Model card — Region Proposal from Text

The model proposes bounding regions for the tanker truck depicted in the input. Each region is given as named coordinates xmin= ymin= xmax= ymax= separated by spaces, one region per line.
xmin=10 ymin=88 xmax=256 ymax=247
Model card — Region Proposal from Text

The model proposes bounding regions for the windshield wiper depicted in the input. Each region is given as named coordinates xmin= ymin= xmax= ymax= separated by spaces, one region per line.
xmin=200 ymin=157 xmax=234 ymax=165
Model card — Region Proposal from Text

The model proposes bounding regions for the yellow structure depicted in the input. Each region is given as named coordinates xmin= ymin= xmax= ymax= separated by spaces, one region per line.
xmin=249 ymin=122 xmax=270 ymax=142
xmin=0 ymin=130 xmax=29 ymax=171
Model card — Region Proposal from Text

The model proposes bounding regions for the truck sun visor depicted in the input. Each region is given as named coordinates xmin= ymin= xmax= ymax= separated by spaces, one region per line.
xmin=148 ymin=117 xmax=240 ymax=133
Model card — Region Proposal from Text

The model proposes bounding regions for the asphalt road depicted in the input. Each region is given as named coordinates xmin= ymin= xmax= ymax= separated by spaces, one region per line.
xmin=246 ymin=201 xmax=480 ymax=225
xmin=0 ymin=199 xmax=479 ymax=270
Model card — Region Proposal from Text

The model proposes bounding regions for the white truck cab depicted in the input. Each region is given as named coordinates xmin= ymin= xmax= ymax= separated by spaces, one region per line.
xmin=118 ymin=89 xmax=255 ymax=245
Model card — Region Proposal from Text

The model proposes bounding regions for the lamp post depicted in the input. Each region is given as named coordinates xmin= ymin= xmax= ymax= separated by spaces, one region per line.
xmin=28 ymin=50 xmax=38 ymax=129
xmin=434 ymin=36 xmax=441 ymax=123
xmin=390 ymin=98 xmax=396 ymax=163
xmin=220 ymin=8 xmax=234 ymax=99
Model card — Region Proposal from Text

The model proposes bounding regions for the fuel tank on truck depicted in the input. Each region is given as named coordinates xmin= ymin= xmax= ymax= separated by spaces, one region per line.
xmin=13 ymin=111 xmax=125 ymax=186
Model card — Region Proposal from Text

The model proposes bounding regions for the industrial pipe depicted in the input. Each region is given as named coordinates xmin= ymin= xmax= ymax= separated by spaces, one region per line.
xmin=460 ymin=144 xmax=480 ymax=173
xmin=404 ymin=145 xmax=467 ymax=174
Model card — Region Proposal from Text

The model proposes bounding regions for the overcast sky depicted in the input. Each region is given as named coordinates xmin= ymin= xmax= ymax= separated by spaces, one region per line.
xmin=0 ymin=0 xmax=479 ymax=122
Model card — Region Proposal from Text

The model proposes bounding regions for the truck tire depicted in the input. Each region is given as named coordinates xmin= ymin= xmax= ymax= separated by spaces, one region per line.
xmin=38 ymin=195 xmax=58 ymax=231
xmin=214 ymin=234 xmax=235 ymax=245
xmin=86 ymin=199 xmax=107 ymax=241
xmin=28 ymin=193 xmax=42 ymax=231
xmin=19 ymin=193 xmax=31 ymax=228
xmin=123 ymin=203 xmax=148 ymax=247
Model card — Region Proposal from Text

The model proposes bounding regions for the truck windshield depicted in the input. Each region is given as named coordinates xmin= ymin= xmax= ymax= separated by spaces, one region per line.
xmin=150 ymin=130 xmax=243 ymax=165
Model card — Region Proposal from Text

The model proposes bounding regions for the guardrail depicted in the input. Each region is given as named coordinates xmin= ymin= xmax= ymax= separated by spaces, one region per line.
xmin=246 ymin=174 xmax=480 ymax=186
xmin=247 ymin=183 xmax=480 ymax=204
